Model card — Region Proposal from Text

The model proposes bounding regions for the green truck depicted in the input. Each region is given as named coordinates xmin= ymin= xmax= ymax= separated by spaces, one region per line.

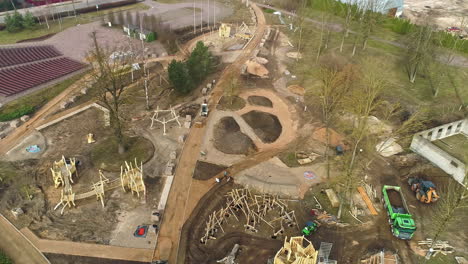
xmin=382 ymin=185 xmax=416 ymax=240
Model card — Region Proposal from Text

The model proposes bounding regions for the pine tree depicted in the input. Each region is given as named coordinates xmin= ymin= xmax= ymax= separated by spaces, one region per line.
xmin=168 ymin=60 xmax=193 ymax=94
xmin=186 ymin=41 xmax=213 ymax=85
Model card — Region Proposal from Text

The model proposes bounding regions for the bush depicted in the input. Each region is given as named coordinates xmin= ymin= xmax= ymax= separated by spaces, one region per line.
xmin=4 ymin=11 xmax=36 ymax=32
xmin=5 ymin=11 xmax=23 ymax=32
xmin=22 ymin=11 xmax=36 ymax=29
xmin=0 ymin=105 xmax=35 ymax=121
xmin=435 ymin=31 xmax=468 ymax=54
xmin=387 ymin=18 xmax=414 ymax=35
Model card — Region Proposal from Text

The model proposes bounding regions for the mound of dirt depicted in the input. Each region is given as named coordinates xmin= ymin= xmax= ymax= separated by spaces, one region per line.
xmin=193 ymin=161 xmax=227 ymax=180
xmin=247 ymin=96 xmax=273 ymax=108
xmin=213 ymin=117 xmax=257 ymax=155
xmin=242 ymin=111 xmax=282 ymax=143
xmin=287 ymin=85 xmax=305 ymax=96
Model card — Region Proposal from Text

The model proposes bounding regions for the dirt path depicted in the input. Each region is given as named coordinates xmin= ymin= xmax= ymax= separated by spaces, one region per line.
xmin=20 ymin=227 xmax=154 ymax=262
xmin=0 ymin=214 xmax=50 ymax=264
xmin=152 ymin=3 xmax=267 ymax=263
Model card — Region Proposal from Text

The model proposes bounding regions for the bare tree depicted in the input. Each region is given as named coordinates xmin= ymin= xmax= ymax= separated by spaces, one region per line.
xmin=315 ymin=64 xmax=357 ymax=178
xmin=428 ymin=177 xmax=468 ymax=258
xmin=340 ymin=0 xmax=358 ymax=52
xmin=339 ymin=63 xmax=385 ymax=202
xmin=88 ymin=32 xmax=133 ymax=154
xmin=405 ymin=22 xmax=434 ymax=83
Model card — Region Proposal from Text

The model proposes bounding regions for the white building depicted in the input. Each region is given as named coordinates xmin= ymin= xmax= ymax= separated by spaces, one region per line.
xmin=410 ymin=118 xmax=468 ymax=185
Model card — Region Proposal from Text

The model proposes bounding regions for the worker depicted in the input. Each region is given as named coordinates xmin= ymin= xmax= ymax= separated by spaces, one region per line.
xmin=215 ymin=178 xmax=221 ymax=183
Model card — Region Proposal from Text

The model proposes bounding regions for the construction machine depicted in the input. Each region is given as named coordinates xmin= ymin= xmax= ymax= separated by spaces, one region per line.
xmin=382 ymin=185 xmax=416 ymax=240
xmin=408 ymin=178 xmax=439 ymax=203
xmin=302 ymin=221 xmax=319 ymax=236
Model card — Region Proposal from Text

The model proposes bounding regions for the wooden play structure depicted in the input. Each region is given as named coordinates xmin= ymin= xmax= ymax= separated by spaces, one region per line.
xmin=120 ymin=159 xmax=146 ymax=198
xmin=219 ymin=23 xmax=231 ymax=38
xmin=51 ymin=156 xmax=77 ymax=189
xmin=200 ymin=188 xmax=299 ymax=244
xmin=274 ymin=236 xmax=318 ymax=264
xmin=149 ymin=106 xmax=182 ymax=135
xmin=51 ymin=157 xmax=146 ymax=214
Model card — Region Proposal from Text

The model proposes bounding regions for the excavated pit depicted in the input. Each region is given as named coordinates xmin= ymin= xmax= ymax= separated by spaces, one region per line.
xmin=213 ymin=117 xmax=257 ymax=155
xmin=193 ymin=161 xmax=228 ymax=180
xmin=241 ymin=111 xmax=282 ymax=143
xmin=247 ymin=96 xmax=273 ymax=108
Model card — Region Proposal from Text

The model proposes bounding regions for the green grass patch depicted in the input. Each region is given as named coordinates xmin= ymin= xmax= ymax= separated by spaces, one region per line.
xmin=263 ymin=8 xmax=275 ymax=14
xmin=0 ymin=72 xmax=87 ymax=122
xmin=91 ymin=136 xmax=154 ymax=172
xmin=279 ymin=152 xmax=300 ymax=167
xmin=0 ymin=250 xmax=13 ymax=264
xmin=0 ymin=161 xmax=17 ymax=184
xmin=0 ymin=3 xmax=149 ymax=44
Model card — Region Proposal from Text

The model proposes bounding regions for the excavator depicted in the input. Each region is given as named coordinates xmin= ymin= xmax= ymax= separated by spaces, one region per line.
xmin=408 ymin=178 xmax=439 ymax=203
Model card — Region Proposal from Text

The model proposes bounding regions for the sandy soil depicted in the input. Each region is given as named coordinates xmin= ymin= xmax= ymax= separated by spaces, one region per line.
xmin=403 ymin=0 xmax=468 ymax=29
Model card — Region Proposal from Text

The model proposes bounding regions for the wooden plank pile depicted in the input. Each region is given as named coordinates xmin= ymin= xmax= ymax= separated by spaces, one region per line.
xmin=418 ymin=239 xmax=455 ymax=257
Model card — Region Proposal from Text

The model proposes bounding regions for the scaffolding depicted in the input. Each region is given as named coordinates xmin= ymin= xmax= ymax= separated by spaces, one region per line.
xmin=120 ymin=159 xmax=146 ymax=198
xmin=149 ymin=106 xmax=181 ymax=135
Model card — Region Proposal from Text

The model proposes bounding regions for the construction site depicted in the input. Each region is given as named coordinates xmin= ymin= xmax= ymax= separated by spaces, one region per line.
xmin=0 ymin=0 xmax=468 ymax=264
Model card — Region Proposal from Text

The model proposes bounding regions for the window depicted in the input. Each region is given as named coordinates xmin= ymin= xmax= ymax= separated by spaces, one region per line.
xmin=450 ymin=161 xmax=459 ymax=168
xmin=447 ymin=125 xmax=452 ymax=135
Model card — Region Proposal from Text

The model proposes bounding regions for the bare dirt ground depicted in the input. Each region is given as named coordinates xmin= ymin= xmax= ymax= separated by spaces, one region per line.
xmin=193 ymin=161 xmax=228 ymax=180
xmin=403 ymin=0 xmax=468 ymax=29
xmin=247 ymin=95 xmax=273 ymax=107
xmin=242 ymin=110 xmax=282 ymax=143
xmin=213 ymin=116 xmax=258 ymax=155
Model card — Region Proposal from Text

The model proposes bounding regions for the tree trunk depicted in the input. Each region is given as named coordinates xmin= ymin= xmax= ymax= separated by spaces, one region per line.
xmin=340 ymin=33 xmax=345 ymax=53
xmin=325 ymin=125 xmax=331 ymax=179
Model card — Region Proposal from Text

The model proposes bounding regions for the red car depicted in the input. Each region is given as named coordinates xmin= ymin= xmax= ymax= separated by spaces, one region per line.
xmin=447 ymin=27 xmax=461 ymax=32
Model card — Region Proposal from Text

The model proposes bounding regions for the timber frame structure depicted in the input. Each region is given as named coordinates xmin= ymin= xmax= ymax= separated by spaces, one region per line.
xmin=274 ymin=236 xmax=318 ymax=264
xmin=120 ymin=159 xmax=146 ymax=198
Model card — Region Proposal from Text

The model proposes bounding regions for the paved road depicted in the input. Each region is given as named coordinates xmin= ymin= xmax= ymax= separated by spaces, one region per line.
xmin=0 ymin=214 xmax=51 ymax=264
xmin=152 ymin=2 xmax=267 ymax=263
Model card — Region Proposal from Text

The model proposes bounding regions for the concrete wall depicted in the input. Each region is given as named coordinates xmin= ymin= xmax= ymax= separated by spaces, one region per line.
xmin=410 ymin=119 xmax=467 ymax=185
xmin=415 ymin=118 xmax=468 ymax=142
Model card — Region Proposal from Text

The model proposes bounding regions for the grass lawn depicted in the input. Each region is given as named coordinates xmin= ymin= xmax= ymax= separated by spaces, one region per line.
xmin=0 ymin=2 xmax=149 ymax=44
xmin=0 ymin=71 xmax=87 ymax=122
xmin=91 ymin=136 xmax=155 ymax=171
xmin=0 ymin=250 xmax=12 ymax=264
xmin=282 ymin=14 xmax=468 ymax=122
xmin=432 ymin=134 xmax=468 ymax=163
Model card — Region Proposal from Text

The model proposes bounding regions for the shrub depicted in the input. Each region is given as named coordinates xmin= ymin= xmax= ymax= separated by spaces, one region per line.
xmin=5 ymin=11 xmax=24 ymax=32
xmin=0 ymin=105 xmax=35 ymax=122
xmin=388 ymin=18 xmax=413 ymax=35
xmin=22 ymin=11 xmax=37 ymax=29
